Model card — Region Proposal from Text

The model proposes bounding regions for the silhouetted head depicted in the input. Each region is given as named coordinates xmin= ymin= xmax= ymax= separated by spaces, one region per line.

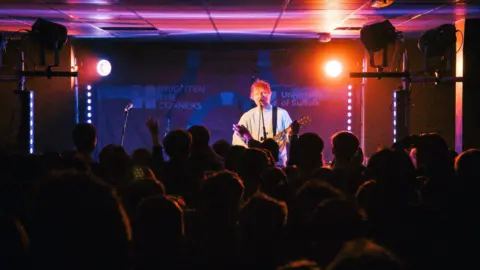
xmin=72 ymin=123 xmax=97 ymax=153
xmin=201 ymin=170 xmax=245 ymax=216
xmin=415 ymin=133 xmax=450 ymax=173
xmin=225 ymin=145 xmax=246 ymax=173
xmin=288 ymin=180 xmax=344 ymax=234
xmin=297 ymin=133 xmax=324 ymax=168
xmin=135 ymin=195 xmax=184 ymax=243
xmin=239 ymin=193 xmax=287 ymax=240
xmin=239 ymin=148 xmax=272 ymax=197
xmin=212 ymin=139 xmax=231 ymax=159
xmin=133 ymin=195 xmax=184 ymax=269
xmin=188 ymin=125 xmax=211 ymax=148
xmin=132 ymin=148 xmax=152 ymax=167
xmin=163 ymin=130 xmax=192 ymax=159
xmin=311 ymin=199 xmax=364 ymax=266
xmin=259 ymin=167 xmax=289 ymax=201
xmin=366 ymin=148 xmax=416 ymax=187
xmin=277 ymin=260 xmax=321 ymax=270
xmin=122 ymin=177 xmax=166 ymax=214
xmin=455 ymin=149 xmax=480 ymax=191
xmin=98 ymin=144 xmax=134 ymax=187
xmin=30 ymin=171 xmax=132 ymax=270
xmin=262 ymin=138 xmax=280 ymax=162
xmin=327 ymin=239 xmax=403 ymax=270
xmin=331 ymin=131 xmax=360 ymax=163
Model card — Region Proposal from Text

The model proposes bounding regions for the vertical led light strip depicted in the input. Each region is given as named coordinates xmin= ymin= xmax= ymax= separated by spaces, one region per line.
xmin=393 ymin=91 xmax=397 ymax=143
xmin=29 ymin=91 xmax=34 ymax=154
xmin=347 ymin=84 xmax=352 ymax=131
xmin=86 ymin=85 xmax=92 ymax=124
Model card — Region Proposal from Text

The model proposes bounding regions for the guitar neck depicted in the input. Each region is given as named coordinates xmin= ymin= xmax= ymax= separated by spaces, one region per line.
xmin=272 ymin=116 xmax=310 ymax=142
xmin=273 ymin=127 xmax=290 ymax=141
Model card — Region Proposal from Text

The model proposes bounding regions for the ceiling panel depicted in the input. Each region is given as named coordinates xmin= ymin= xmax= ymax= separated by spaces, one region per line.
xmin=42 ymin=0 xmax=121 ymax=4
xmin=0 ymin=17 xmax=32 ymax=32
xmin=0 ymin=0 xmax=478 ymax=39
xmin=287 ymin=0 xmax=368 ymax=10
xmin=148 ymin=19 xmax=214 ymax=32
xmin=0 ymin=0 xmax=46 ymax=4
xmin=212 ymin=18 xmax=276 ymax=32
xmin=121 ymin=0 xmax=204 ymax=9
xmin=66 ymin=23 xmax=114 ymax=37
xmin=133 ymin=9 xmax=208 ymax=20
xmin=0 ymin=4 xmax=64 ymax=18
xmin=45 ymin=3 xmax=138 ymax=21
xmin=276 ymin=8 xmax=364 ymax=33
xmin=393 ymin=0 xmax=462 ymax=3
xmin=205 ymin=0 xmax=284 ymax=9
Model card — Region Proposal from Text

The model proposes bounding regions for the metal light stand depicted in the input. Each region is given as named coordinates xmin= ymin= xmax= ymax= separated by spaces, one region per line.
xmin=0 ymin=50 xmax=78 ymax=154
xmin=350 ymin=45 xmax=463 ymax=140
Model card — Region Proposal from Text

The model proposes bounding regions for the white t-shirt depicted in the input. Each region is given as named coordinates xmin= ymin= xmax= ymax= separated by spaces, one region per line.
xmin=232 ymin=106 xmax=292 ymax=167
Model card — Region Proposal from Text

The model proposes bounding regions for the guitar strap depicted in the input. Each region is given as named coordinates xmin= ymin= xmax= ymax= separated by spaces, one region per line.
xmin=272 ymin=106 xmax=278 ymax=136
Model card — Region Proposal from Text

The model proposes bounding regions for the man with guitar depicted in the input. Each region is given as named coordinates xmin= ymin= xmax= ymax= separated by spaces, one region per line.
xmin=232 ymin=79 xmax=293 ymax=167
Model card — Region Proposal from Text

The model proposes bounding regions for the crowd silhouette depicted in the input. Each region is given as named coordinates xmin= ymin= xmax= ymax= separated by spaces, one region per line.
xmin=0 ymin=116 xmax=477 ymax=270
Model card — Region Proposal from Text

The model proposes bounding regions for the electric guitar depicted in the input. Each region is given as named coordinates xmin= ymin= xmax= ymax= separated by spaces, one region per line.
xmin=268 ymin=116 xmax=311 ymax=144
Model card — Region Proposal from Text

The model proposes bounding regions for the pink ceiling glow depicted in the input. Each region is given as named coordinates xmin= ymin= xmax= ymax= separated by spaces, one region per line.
xmin=0 ymin=0 xmax=478 ymax=39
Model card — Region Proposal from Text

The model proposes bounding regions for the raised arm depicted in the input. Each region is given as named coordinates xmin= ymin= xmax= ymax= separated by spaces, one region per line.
xmin=146 ymin=117 xmax=165 ymax=175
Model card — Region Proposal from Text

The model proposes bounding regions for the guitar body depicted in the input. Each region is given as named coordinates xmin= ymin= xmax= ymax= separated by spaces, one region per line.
xmin=271 ymin=116 xmax=311 ymax=145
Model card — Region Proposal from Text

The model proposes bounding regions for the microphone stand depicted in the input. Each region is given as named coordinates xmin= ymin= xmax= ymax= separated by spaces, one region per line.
xmin=260 ymin=105 xmax=267 ymax=141
xmin=164 ymin=85 xmax=185 ymax=137
xmin=120 ymin=107 xmax=131 ymax=146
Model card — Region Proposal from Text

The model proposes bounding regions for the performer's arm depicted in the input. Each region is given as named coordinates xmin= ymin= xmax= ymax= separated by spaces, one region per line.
xmin=283 ymin=111 xmax=293 ymax=143
xmin=232 ymin=114 xmax=249 ymax=147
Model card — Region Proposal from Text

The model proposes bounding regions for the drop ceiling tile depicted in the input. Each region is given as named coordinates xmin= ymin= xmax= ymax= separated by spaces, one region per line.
xmin=149 ymin=18 xmax=214 ymax=32
xmin=45 ymin=3 xmax=138 ymax=20
xmin=212 ymin=18 xmax=276 ymax=32
xmin=287 ymin=0 xmax=367 ymax=10
xmin=42 ymin=0 xmax=120 ymax=4
xmin=0 ymin=4 xmax=62 ymax=18
xmin=122 ymin=0 xmax=204 ymax=10
xmin=205 ymin=0 xmax=283 ymax=9
xmin=134 ymin=10 xmax=208 ymax=20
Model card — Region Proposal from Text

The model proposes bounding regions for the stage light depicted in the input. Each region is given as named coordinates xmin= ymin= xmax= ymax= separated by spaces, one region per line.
xmin=325 ymin=60 xmax=342 ymax=77
xmin=31 ymin=19 xmax=68 ymax=51
xmin=31 ymin=19 xmax=68 ymax=66
xmin=393 ymin=91 xmax=397 ymax=143
xmin=86 ymin=85 xmax=93 ymax=124
xmin=418 ymin=24 xmax=457 ymax=58
xmin=29 ymin=91 xmax=34 ymax=154
xmin=347 ymin=85 xmax=352 ymax=131
xmin=360 ymin=20 xmax=398 ymax=68
xmin=371 ymin=0 xmax=394 ymax=8
xmin=360 ymin=20 xmax=397 ymax=53
xmin=97 ymin=59 xmax=111 ymax=76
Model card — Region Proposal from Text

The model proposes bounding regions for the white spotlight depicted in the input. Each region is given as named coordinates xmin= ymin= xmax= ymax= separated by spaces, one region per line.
xmin=325 ymin=60 xmax=342 ymax=77
xmin=97 ymin=59 xmax=111 ymax=76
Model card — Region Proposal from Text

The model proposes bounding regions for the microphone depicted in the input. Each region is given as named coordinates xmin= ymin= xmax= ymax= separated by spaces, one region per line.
xmin=124 ymin=102 xmax=133 ymax=112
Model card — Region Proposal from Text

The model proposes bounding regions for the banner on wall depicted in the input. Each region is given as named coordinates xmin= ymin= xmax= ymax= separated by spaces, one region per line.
xmin=94 ymin=50 xmax=349 ymax=161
